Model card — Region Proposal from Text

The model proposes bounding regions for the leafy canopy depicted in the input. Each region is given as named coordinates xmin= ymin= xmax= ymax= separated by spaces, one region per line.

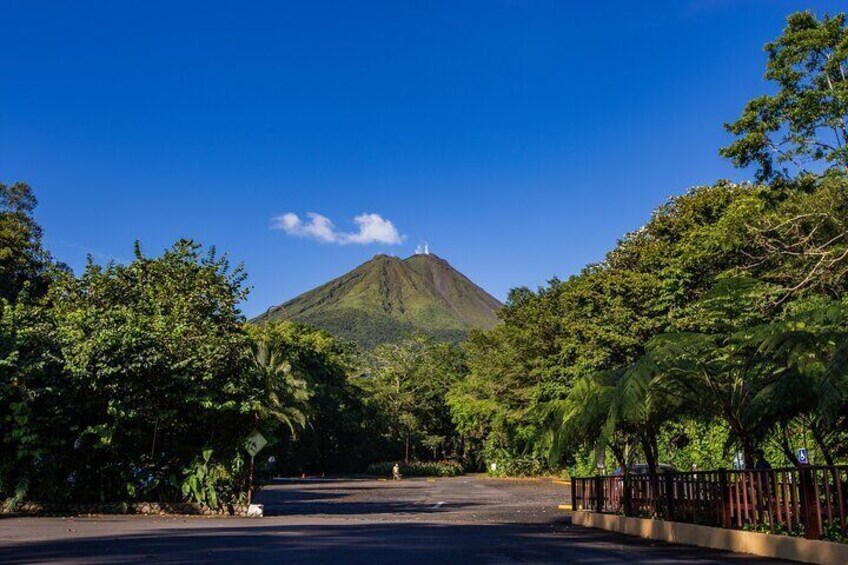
xmin=721 ymin=12 xmax=848 ymax=181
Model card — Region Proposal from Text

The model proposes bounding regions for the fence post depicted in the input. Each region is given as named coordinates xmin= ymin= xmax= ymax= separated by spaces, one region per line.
xmin=719 ymin=470 xmax=731 ymax=528
xmin=595 ymin=475 xmax=604 ymax=513
xmin=798 ymin=466 xmax=821 ymax=540
xmin=571 ymin=478 xmax=577 ymax=511
xmin=665 ymin=472 xmax=675 ymax=522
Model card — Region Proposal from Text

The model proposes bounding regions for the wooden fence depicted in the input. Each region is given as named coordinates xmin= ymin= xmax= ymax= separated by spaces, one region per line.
xmin=572 ymin=466 xmax=848 ymax=540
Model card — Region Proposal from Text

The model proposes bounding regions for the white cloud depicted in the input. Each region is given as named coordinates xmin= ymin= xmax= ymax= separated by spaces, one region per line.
xmin=271 ymin=212 xmax=404 ymax=245
xmin=343 ymin=213 xmax=404 ymax=245
xmin=272 ymin=212 xmax=338 ymax=242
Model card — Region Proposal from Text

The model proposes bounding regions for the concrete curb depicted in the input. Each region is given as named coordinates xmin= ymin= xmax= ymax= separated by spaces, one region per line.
xmin=1 ymin=501 xmax=261 ymax=517
xmin=572 ymin=510 xmax=848 ymax=565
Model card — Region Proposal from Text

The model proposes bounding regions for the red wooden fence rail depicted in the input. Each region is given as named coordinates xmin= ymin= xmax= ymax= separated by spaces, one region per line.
xmin=571 ymin=466 xmax=848 ymax=541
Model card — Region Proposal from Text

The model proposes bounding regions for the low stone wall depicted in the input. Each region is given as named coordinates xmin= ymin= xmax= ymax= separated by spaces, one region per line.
xmin=572 ymin=510 xmax=848 ymax=565
xmin=1 ymin=500 xmax=257 ymax=517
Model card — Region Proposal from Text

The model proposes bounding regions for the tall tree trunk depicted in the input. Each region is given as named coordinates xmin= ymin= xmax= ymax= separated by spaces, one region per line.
xmin=727 ymin=413 xmax=755 ymax=468
xmin=640 ymin=432 xmax=661 ymax=516
xmin=640 ymin=433 xmax=659 ymax=476
xmin=742 ymin=440 xmax=755 ymax=469
xmin=609 ymin=441 xmax=627 ymax=473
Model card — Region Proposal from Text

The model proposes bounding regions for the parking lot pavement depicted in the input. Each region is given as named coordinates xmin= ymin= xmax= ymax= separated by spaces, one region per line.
xmin=0 ymin=476 xmax=795 ymax=564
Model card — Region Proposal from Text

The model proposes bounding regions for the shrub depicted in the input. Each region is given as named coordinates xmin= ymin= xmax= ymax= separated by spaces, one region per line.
xmin=367 ymin=460 xmax=464 ymax=477
xmin=487 ymin=456 xmax=545 ymax=478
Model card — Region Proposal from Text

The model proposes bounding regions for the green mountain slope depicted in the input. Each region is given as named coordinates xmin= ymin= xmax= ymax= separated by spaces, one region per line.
xmin=253 ymin=253 xmax=502 ymax=348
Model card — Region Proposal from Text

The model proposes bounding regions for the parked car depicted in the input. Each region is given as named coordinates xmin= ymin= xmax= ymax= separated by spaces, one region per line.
xmin=611 ymin=463 xmax=677 ymax=476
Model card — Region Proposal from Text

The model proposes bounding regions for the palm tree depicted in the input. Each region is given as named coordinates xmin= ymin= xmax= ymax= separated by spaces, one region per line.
xmin=625 ymin=278 xmax=781 ymax=468
xmin=247 ymin=339 xmax=310 ymax=433
xmin=745 ymin=301 xmax=848 ymax=465
xmin=636 ymin=331 xmax=768 ymax=468
xmin=544 ymin=340 xmax=688 ymax=474
xmin=610 ymin=356 xmax=687 ymax=477
xmin=244 ymin=337 xmax=311 ymax=503
xmin=544 ymin=371 xmax=640 ymax=475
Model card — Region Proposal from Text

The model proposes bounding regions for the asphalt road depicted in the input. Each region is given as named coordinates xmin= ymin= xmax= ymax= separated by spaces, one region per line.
xmin=0 ymin=476 xmax=794 ymax=564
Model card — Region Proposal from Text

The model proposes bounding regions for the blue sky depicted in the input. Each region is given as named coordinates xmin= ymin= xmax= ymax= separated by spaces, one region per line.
xmin=2 ymin=1 xmax=845 ymax=317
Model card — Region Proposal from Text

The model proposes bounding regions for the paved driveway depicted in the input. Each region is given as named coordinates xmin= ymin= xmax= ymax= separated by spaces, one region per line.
xmin=0 ymin=476 xmax=794 ymax=564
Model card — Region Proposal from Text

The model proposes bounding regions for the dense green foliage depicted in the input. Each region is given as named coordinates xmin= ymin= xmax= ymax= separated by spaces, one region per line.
xmin=0 ymin=223 xmax=315 ymax=507
xmin=721 ymin=11 xmax=848 ymax=182
xmin=245 ymin=321 xmax=384 ymax=474
xmin=0 ymin=182 xmax=56 ymax=302
xmin=360 ymin=336 xmax=468 ymax=462
xmin=48 ymin=242 xmax=256 ymax=502
xmin=452 ymin=11 xmax=848 ymax=477
xmin=367 ymin=460 xmax=464 ymax=478
xmin=454 ymin=175 xmax=848 ymax=476
xmin=254 ymin=253 xmax=502 ymax=349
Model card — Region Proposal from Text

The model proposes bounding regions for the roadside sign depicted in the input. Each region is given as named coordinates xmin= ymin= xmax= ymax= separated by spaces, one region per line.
xmin=245 ymin=430 xmax=268 ymax=457
xmin=797 ymin=448 xmax=809 ymax=465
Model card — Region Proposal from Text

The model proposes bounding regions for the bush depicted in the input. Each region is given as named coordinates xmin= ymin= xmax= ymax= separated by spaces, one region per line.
xmin=367 ymin=460 xmax=464 ymax=477
xmin=1 ymin=240 xmax=257 ymax=507
xmin=487 ymin=456 xmax=545 ymax=478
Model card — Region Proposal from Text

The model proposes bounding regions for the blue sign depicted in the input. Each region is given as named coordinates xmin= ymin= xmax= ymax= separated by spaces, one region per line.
xmin=797 ymin=448 xmax=808 ymax=465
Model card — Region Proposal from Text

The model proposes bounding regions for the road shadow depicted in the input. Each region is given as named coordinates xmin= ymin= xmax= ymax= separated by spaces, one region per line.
xmin=258 ymin=486 xmax=478 ymax=517
xmin=256 ymin=479 xmax=460 ymax=517
xmin=0 ymin=521 xmax=790 ymax=564
xmin=264 ymin=499 xmax=479 ymax=517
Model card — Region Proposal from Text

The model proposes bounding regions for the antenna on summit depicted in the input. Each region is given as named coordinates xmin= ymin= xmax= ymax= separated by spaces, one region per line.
xmin=415 ymin=242 xmax=430 ymax=255
xmin=424 ymin=242 xmax=429 ymax=255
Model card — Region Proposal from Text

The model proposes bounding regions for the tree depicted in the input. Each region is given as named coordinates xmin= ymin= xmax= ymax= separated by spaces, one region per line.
xmin=448 ymin=323 xmax=544 ymax=469
xmin=721 ymin=11 xmax=848 ymax=181
xmin=0 ymin=181 xmax=54 ymax=302
xmin=0 ymin=297 xmax=67 ymax=506
xmin=544 ymin=356 xmax=686 ymax=480
xmin=246 ymin=336 xmax=310 ymax=434
xmin=463 ymin=182 xmax=770 ymax=473
xmin=44 ymin=239 xmax=254 ymax=504
xmin=363 ymin=336 xmax=466 ymax=462
xmin=741 ymin=176 xmax=848 ymax=302
xmin=629 ymin=278 xmax=785 ymax=468
xmin=746 ymin=299 xmax=848 ymax=465
xmin=243 ymin=321 xmax=377 ymax=474
xmin=242 ymin=332 xmax=310 ymax=501
xmin=544 ymin=373 xmax=630 ymax=473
